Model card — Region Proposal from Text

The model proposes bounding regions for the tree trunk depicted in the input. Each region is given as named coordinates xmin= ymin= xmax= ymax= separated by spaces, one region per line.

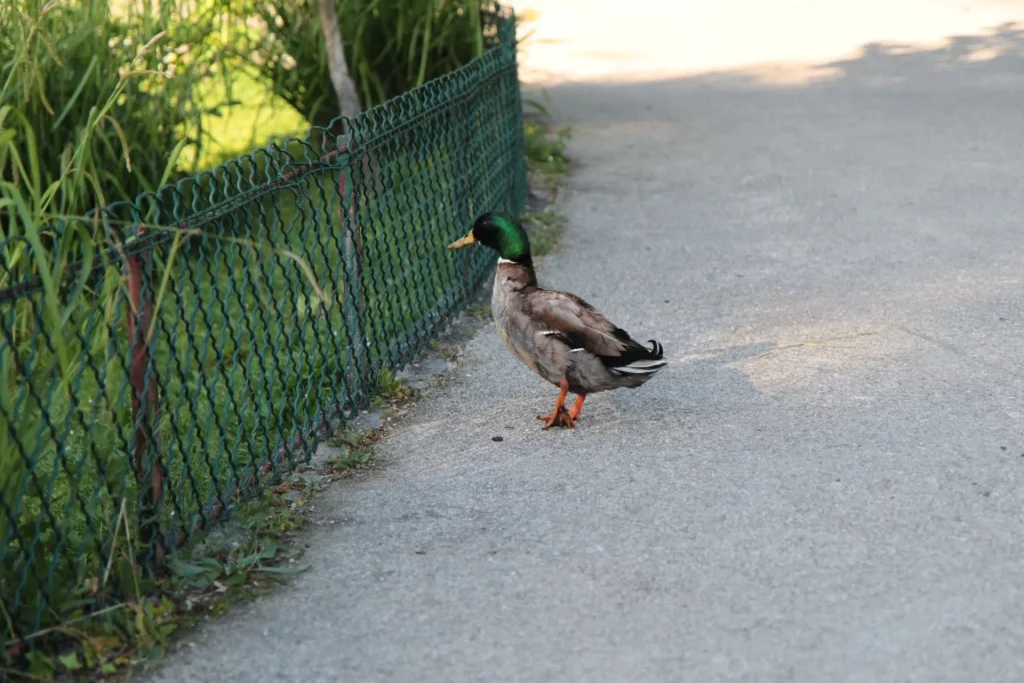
xmin=317 ymin=0 xmax=361 ymax=127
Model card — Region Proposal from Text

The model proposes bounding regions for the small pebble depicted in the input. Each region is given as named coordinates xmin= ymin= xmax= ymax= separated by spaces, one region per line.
xmin=492 ymin=436 xmax=504 ymax=442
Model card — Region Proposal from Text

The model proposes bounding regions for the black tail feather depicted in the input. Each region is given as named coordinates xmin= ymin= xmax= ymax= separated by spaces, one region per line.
xmin=599 ymin=332 xmax=666 ymax=369
xmin=606 ymin=338 xmax=668 ymax=378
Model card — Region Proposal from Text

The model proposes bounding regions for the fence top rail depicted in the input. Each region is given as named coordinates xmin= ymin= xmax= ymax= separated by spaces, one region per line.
xmin=0 ymin=3 xmax=517 ymax=307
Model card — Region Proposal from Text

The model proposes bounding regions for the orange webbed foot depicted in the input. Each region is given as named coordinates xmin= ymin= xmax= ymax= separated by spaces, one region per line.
xmin=537 ymin=406 xmax=575 ymax=429
xmin=537 ymin=378 xmax=576 ymax=429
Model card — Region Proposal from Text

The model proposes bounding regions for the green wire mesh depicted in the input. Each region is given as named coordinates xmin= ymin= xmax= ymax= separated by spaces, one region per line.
xmin=0 ymin=5 xmax=526 ymax=645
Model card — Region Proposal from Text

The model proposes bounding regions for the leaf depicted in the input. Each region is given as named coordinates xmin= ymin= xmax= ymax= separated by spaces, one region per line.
xmin=223 ymin=572 xmax=247 ymax=587
xmin=158 ymin=136 xmax=190 ymax=188
xmin=258 ymin=539 xmax=279 ymax=560
xmin=52 ymin=55 xmax=99 ymax=131
xmin=88 ymin=635 xmax=122 ymax=653
xmin=101 ymin=661 xmax=117 ymax=674
xmin=252 ymin=563 xmax=310 ymax=575
xmin=134 ymin=605 xmax=148 ymax=636
xmin=168 ymin=557 xmax=218 ymax=579
xmin=26 ymin=651 xmax=56 ymax=678
xmin=59 ymin=652 xmax=83 ymax=670
xmin=100 ymin=115 xmax=132 ymax=171
xmin=235 ymin=550 xmax=263 ymax=567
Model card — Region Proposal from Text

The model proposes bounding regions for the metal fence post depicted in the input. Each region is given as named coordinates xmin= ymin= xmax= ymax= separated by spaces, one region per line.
xmin=124 ymin=227 xmax=166 ymax=566
xmin=336 ymin=137 xmax=371 ymax=407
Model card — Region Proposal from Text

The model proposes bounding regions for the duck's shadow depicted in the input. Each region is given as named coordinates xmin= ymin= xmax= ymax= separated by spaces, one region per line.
xmin=601 ymin=341 xmax=773 ymax=426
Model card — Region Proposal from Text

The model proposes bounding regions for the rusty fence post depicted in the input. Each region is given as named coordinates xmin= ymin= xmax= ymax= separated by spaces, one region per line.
xmin=124 ymin=228 xmax=166 ymax=567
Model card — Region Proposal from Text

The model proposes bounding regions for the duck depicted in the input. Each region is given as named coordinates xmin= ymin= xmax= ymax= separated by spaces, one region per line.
xmin=448 ymin=211 xmax=667 ymax=429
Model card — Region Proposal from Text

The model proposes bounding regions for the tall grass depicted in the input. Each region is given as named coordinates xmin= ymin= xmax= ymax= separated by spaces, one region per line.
xmin=0 ymin=0 xmax=227 ymax=223
xmin=0 ymin=1 xmax=317 ymax=646
xmin=1 ymin=0 xmax=523 ymax=662
xmin=242 ymin=0 xmax=496 ymax=128
xmin=0 ymin=13 xmax=186 ymax=645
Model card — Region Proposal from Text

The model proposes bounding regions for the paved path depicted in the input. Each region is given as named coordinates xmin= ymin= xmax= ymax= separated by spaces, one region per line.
xmin=152 ymin=2 xmax=1024 ymax=681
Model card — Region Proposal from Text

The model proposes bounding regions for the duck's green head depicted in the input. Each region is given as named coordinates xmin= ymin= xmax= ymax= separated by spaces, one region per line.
xmin=447 ymin=211 xmax=531 ymax=264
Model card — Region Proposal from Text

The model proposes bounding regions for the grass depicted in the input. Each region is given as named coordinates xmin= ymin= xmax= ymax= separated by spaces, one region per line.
xmin=523 ymin=96 xmax=571 ymax=194
xmin=523 ymin=210 xmax=566 ymax=256
xmin=246 ymin=0 xmax=498 ymax=128
xmin=180 ymin=64 xmax=311 ymax=172
xmin=2 ymin=20 xmax=560 ymax=679
xmin=2 ymin=135 xmax=486 ymax=620
xmin=521 ymin=94 xmax=572 ymax=257
xmin=2 ymin=483 xmax=313 ymax=681
xmin=2 ymin=81 xmax=513 ymax=680
xmin=466 ymin=302 xmax=492 ymax=320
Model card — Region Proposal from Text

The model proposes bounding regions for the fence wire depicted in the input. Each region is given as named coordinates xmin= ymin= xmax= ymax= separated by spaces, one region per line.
xmin=0 ymin=6 xmax=525 ymax=644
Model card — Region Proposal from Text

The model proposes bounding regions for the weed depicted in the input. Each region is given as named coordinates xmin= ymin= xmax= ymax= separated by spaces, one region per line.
xmin=466 ymin=302 xmax=492 ymax=320
xmin=522 ymin=91 xmax=572 ymax=190
xmin=0 ymin=482 xmax=315 ymax=680
xmin=325 ymin=425 xmax=363 ymax=450
xmin=524 ymin=123 xmax=571 ymax=177
xmin=524 ymin=210 xmax=566 ymax=256
xmin=371 ymin=368 xmax=412 ymax=407
xmin=0 ymin=0 xmax=224 ymax=215
xmin=428 ymin=340 xmax=462 ymax=362
xmin=328 ymin=445 xmax=376 ymax=472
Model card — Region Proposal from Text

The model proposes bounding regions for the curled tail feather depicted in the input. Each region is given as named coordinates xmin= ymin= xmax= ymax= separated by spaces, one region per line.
xmin=609 ymin=339 xmax=667 ymax=377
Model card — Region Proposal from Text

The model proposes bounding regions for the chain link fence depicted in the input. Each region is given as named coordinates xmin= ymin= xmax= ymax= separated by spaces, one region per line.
xmin=1 ymin=5 xmax=525 ymax=645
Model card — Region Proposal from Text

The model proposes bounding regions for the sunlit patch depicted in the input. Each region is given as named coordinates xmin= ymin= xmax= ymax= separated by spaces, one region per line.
xmin=960 ymin=46 xmax=1004 ymax=62
xmin=701 ymin=264 xmax=1024 ymax=398
xmin=509 ymin=0 xmax=1024 ymax=88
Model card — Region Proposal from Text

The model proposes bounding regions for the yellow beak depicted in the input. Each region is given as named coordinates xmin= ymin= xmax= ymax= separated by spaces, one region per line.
xmin=447 ymin=231 xmax=476 ymax=250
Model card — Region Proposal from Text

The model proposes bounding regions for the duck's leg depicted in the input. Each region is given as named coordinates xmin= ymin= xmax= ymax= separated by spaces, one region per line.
xmin=569 ymin=394 xmax=586 ymax=422
xmin=537 ymin=378 xmax=574 ymax=429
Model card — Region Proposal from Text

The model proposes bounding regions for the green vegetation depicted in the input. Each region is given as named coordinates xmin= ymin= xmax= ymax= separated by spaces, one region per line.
xmin=525 ymin=120 xmax=571 ymax=179
xmin=328 ymin=445 xmax=377 ymax=472
xmin=524 ymin=210 xmax=566 ymax=256
xmin=521 ymin=96 xmax=571 ymax=256
xmin=0 ymin=0 xmax=221 ymax=217
xmin=0 ymin=1 xmax=537 ymax=677
xmin=186 ymin=68 xmax=310 ymax=170
xmin=244 ymin=0 xmax=499 ymax=127
xmin=523 ymin=96 xmax=571 ymax=179
xmin=2 ymin=484 xmax=311 ymax=680
xmin=371 ymin=368 xmax=412 ymax=407
xmin=0 ymin=0 xmax=504 ymax=230
xmin=467 ymin=302 xmax=492 ymax=320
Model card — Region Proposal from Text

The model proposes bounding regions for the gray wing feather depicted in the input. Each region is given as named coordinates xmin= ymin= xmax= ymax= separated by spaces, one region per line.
xmin=523 ymin=290 xmax=636 ymax=359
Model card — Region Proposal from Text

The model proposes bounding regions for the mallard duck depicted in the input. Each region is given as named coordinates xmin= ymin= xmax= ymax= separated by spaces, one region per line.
xmin=448 ymin=211 xmax=667 ymax=429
